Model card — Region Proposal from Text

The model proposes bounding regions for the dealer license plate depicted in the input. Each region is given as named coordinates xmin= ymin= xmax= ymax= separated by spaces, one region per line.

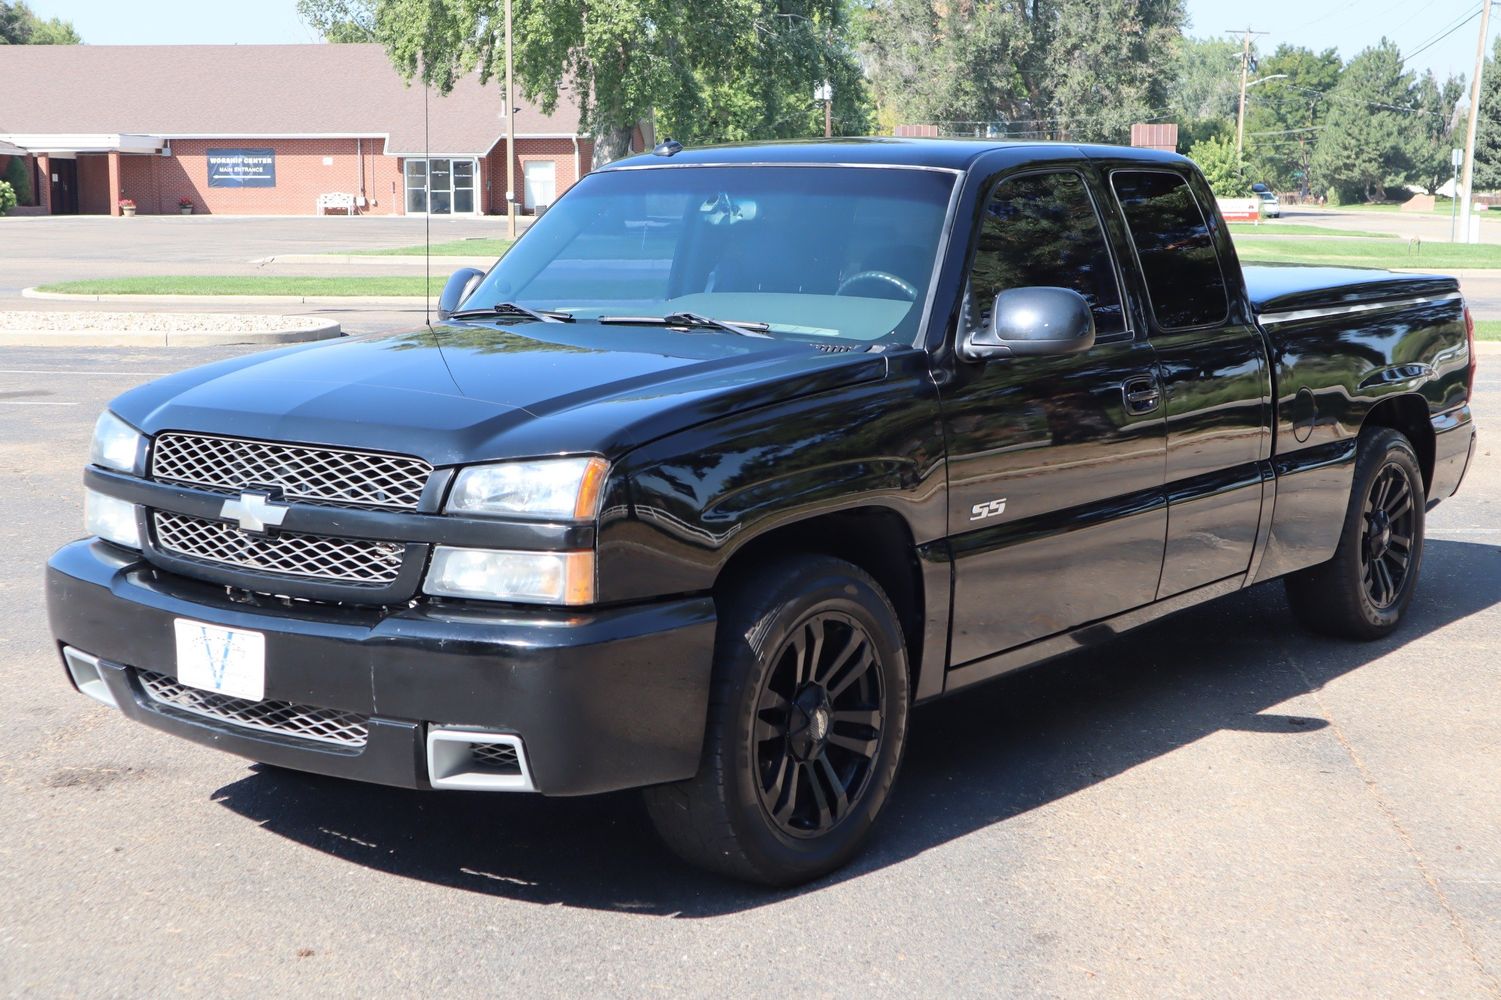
xmin=173 ymin=619 xmax=265 ymax=701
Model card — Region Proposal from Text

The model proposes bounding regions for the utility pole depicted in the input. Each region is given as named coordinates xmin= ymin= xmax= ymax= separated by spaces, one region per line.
xmin=1231 ymin=27 xmax=1270 ymax=155
xmin=1459 ymin=0 xmax=1493 ymax=245
xmin=815 ymin=81 xmax=833 ymax=138
xmin=505 ymin=0 xmax=516 ymax=240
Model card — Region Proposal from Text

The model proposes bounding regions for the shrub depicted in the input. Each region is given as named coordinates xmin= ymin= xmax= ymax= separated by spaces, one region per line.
xmin=0 ymin=180 xmax=16 ymax=217
xmin=1187 ymin=135 xmax=1253 ymax=198
xmin=3 ymin=156 xmax=31 ymax=206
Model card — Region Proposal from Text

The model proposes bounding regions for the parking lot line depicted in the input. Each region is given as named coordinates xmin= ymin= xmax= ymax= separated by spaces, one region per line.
xmin=0 ymin=400 xmax=80 ymax=406
xmin=0 ymin=369 xmax=169 ymax=377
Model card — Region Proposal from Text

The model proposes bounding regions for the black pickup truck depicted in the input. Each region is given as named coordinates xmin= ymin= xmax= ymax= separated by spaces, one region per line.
xmin=47 ymin=139 xmax=1477 ymax=885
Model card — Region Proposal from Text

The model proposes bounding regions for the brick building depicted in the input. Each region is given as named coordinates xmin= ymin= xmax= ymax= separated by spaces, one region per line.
xmin=0 ymin=44 xmax=594 ymax=217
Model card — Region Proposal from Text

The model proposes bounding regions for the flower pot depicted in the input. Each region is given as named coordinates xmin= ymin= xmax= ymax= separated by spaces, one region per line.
xmin=180 ymin=207 xmax=192 ymax=215
xmin=121 ymin=206 xmax=136 ymax=217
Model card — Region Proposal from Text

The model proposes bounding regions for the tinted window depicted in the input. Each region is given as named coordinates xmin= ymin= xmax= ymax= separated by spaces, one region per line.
xmin=965 ymin=171 xmax=1124 ymax=336
xmin=470 ymin=166 xmax=954 ymax=343
xmin=1111 ymin=171 xmax=1228 ymax=330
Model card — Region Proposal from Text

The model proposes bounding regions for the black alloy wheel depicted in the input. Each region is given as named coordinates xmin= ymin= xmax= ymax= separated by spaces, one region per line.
xmin=752 ymin=612 xmax=885 ymax=839
xmin=643 ymin=555 xmax=909 ymax=886
xmin=1286 ymin=427 xmax=1426 ymax=640
xmin=1361 ymin=462 xmax=1417 ymax=610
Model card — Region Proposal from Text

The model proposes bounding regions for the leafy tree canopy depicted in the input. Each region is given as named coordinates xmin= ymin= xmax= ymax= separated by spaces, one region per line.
xmin=1240 ymin=44 xmax=1341 ymax=192
xmin=1471 ymin=36 xmax=1501 ymax=192
xmin=1188 ymin=134 xmax=1251 ymax=197
xmin=0 ymin=1 xmax=81 ymax=43
xmin=344 ymin=0 xmax=867 ymax=161
xmin=296 ymin=0 xmax=376 ymax=42
xmin=1309 ymin=39 xmax=1413 ymax=203
xmin=857 ymin=0 xmax=1185 ymax=143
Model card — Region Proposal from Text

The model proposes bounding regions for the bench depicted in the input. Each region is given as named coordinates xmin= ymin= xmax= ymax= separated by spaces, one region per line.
xmin=316 ymin=192 xmax=356 ymax=216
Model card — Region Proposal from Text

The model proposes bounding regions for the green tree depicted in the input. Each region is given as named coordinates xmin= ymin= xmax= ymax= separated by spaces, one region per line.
xmin=1405 ymin=70 xmax=1464 ymax=195
xmin=296 ymin=0 xmax=375 ymax=41
xmin=0 ymin=180 xmax=15 ymax=216
xmin=858 ymin=0 xmax=1185 ymax=143
xmin=3 ymin=153 xmax=31 ymax=205
xmin=1241 ymin=44 xmax=1342 ymax=193
xmin=1470 ymin=36 xmax=1501 ymax=192
xmin=1310 ymin=40 xmax=1412 ymax=203
xmin=0 ymin=1 xmax=81 ymax=43
xmin=367 ymin=0 xmax=866 ymax=161
xmin=1188 ymin=134 xmax=1251 ymax=197
xmin=1169 ymin=36 xmax=1242 ymax=150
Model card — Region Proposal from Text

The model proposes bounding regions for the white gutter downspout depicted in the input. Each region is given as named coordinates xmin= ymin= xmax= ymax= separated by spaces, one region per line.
xmin=357 ymin=137 xmax=366 ymax=208
xmin=573 ymin=135 xmax=582 ymax=186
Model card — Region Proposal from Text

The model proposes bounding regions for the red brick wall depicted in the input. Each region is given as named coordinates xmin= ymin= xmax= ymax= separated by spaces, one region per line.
xmin=77 ymin=154 xmax=112 ymax=214
xmin=479 ymin=137 xmax=592 ymax=214
xmin=62 ymin=135 xmax=590 ymax=216
xmin=114 ymin=137 xmax=404 ymax=216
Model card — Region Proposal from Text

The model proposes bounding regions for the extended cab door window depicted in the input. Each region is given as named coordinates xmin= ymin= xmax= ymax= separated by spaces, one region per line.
xmin=1109 ymin=170 xmax=1229 ymax=330
xmin=965 ymin=171 xmax=1127 ymax=339
xmin=939 ymin=168 xmax=1166 ymax=664
xmin=1110 ymin=168 xmax=1272 ymax=599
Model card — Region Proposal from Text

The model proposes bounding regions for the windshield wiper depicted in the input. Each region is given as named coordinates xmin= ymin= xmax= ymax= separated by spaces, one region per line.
xmin=598 ymin=312 xmax=773 ymax=338
xmin=449 ymin=302 xmax=574 ymax=323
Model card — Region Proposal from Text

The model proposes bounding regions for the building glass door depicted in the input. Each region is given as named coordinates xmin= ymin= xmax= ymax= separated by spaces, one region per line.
xmin=404 ymin=158 xmax=477 ymax=215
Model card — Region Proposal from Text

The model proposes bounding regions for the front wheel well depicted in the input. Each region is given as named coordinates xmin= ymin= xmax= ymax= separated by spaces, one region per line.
xmin=716 ymin=508 xmax=926 ymax=701
xmin=1362 ymin=394 xmax=1434 ymax=492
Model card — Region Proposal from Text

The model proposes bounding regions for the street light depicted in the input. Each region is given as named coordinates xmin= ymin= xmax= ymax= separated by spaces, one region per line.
xmin=1237 ymin=73 xmax=1289 ymax=154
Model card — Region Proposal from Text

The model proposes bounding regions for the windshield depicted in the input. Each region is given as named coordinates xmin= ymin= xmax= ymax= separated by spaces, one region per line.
xmin=464 ymin=165 xmax=956 ymax=343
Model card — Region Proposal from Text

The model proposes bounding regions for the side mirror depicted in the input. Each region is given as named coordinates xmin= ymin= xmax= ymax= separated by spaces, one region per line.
xmin=436 ymin=267 xmax=485 ymax=321
xmin=959 ymin=286 xmax=1097 ymax=362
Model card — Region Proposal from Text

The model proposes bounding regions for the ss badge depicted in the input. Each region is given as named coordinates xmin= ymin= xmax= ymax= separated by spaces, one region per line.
xmin=969 ymin=498 xmax=1007 ymax=521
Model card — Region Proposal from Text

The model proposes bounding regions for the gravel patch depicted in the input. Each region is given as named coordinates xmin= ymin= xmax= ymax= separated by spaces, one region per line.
xmin=0 ymin=310 xmax=329 ymax=333
xmin=0 ymin=310 xmax=340 ymax=347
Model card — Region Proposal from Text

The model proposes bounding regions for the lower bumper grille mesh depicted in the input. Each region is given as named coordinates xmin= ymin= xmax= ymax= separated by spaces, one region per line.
xmin=136 ymin=669 xmax=369 ymax=748
xmin=471 ymin=741 xmax=522 ymax=773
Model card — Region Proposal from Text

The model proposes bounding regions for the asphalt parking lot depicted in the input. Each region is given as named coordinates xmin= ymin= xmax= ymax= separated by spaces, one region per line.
xmin=0 ymin=343 xmax=1497 ymax=998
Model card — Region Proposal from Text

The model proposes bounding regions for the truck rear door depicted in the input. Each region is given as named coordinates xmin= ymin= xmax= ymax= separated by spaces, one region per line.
xmin=1104 ymin=167 xmax=1274 ymax=599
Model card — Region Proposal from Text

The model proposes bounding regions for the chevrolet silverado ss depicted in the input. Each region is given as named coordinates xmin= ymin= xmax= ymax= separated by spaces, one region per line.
xmin=47 ymin=139 xmax=1478 ymax=885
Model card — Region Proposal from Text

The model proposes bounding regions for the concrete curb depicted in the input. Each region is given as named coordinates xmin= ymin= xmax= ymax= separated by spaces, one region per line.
xmin=254 ymin=253 xmax=497 ymax=268
xmin=1476 ymin=341 xmax=1501 ymax=356
xmin=23 ymin=287 xmax=427 ymax=306
xmin=0 ymin=318 xmax=342 ymax=348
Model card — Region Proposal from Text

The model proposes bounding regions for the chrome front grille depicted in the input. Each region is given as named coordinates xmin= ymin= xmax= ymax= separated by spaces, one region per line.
xmin=137 ymin=669 xmax=369 ymax=748
xmin=154 ymin=510 xmax=404 ymax=586
xmin=151 ymin=433 xmax=432 ymax=510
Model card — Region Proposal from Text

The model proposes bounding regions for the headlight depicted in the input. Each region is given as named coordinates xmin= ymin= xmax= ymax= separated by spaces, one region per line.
xmin=84 ymin=488 xmax=141 ymax=549
xmin=446 ymin=457 xmax=608 ymax=520
xmin=424 ymin=546 xmax=595 ymax=605
xmin=90 ymin=411 xmax=143 ymax=474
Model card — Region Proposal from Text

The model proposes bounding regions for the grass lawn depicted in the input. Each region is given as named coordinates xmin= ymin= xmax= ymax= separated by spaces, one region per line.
xmin=1229 ymin=222 xmax=1394 ymax=239
xmin=1473 ymin=320 xmax=1501 ymax=341
xmin=37 ymin=276 xmax=441 ymax=296
xmin=1234 ymin=236 xmax=1501 ymax=270
xmin=343 ymin=238 xmax=514 ymax=257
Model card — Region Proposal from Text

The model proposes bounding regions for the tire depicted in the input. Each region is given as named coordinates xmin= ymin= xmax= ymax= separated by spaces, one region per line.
xmin=1285 ymin=427 xmax=1426 ymax=640
xmin=643 ymin=555 xmax=910 ymax=886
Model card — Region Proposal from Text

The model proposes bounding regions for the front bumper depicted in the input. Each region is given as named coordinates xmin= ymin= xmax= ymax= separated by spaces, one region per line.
xmin=46 ymin=539 xmax=716 ymax=796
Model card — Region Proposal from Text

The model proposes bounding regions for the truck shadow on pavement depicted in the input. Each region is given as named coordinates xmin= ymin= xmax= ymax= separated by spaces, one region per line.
xmin=211 ymin=538 xmax=1499 ymax=916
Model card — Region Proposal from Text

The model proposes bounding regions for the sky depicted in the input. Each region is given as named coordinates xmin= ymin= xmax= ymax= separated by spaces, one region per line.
xmin=26 ymin=0 xmax=1499 ymax=85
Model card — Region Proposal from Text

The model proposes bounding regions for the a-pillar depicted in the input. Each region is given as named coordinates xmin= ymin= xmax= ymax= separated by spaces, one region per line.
xmin=35 ymin=153 xmax=51 ymax=214
xmin=107 ymin=150 xmax=122 ymax=216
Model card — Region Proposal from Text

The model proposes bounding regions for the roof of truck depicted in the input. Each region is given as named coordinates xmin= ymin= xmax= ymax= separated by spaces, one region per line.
xmin=603 ymin=136 xmax=1192 ymax=172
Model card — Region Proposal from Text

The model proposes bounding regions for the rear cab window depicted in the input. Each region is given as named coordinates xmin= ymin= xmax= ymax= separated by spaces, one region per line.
xmin=1109 ymin=170 xmax=1229 ymax=330
xmin=965 ymin=170 xmax=1126 ymax=341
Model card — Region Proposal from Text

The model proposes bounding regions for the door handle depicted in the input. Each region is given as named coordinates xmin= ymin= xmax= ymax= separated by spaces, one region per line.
xmin=1122 ymin=375 xmax=1162 ymax=414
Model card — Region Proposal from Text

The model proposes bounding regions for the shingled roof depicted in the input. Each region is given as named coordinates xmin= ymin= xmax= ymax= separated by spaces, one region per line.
xmin=0 ymin=43 xmax=583 ymax=155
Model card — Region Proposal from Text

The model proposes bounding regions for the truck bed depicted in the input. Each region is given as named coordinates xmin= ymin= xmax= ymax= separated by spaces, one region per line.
xmin=1244 ymin=263 xmax=1460 ymax=316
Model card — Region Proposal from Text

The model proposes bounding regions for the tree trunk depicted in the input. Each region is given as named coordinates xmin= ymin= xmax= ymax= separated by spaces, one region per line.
xmin=592 ymin=124 xmax=636 ymax=167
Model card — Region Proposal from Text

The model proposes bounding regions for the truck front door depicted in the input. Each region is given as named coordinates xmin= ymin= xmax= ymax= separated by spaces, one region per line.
xmin=939 ymin=167 xmax=1168 ymax=666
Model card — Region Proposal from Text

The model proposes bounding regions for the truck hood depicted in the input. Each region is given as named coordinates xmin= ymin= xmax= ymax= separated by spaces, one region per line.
xmin=110 ymin=321 xmax=889 ymax=466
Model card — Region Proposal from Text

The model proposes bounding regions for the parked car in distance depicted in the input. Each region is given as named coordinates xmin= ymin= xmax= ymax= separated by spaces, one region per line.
xmin=1259 ymin=189 xmax=1281 ymax=217
xmin=48 ymin=138 xmax=1478 ymax=886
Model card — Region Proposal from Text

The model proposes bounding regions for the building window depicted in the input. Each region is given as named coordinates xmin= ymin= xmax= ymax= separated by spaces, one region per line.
xmin=404 ymin=157 xmax=477 ymax=215
xmin=523 ymin=160 xmax=557 ymax=211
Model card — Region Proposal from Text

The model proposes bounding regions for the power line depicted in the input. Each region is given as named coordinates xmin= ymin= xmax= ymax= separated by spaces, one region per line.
xmin=1404 ymin=3 xmax=1485 ymax=66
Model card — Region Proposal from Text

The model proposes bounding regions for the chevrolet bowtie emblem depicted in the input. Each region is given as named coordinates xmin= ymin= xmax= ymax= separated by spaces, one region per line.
xmin=220 ymin=490 xmax=289 ymax=535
